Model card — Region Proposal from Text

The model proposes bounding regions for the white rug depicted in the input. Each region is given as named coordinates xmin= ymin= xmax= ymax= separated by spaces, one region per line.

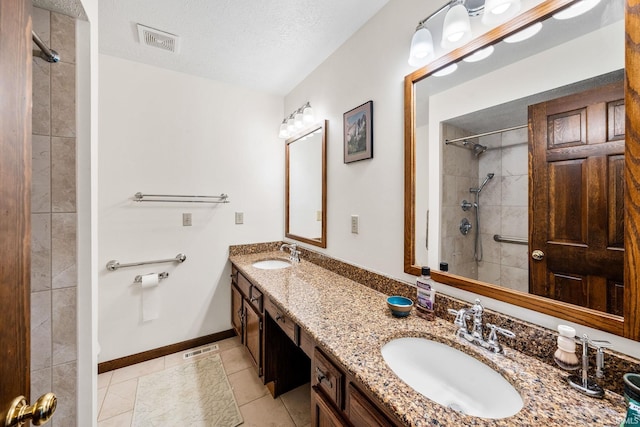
xmin=132 ymin=353 xmax=243 ymax=427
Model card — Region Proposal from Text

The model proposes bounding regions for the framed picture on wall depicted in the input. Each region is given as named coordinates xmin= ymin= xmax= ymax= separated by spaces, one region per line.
xmin=343 ymin=100 xmax=373 ymax=163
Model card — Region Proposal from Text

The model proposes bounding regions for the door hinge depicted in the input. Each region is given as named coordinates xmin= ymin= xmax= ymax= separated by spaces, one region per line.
xmin=259 ymin=320 xmax=263 ymax=331
xmin=258 ymin=367 xmax=263 ymax=376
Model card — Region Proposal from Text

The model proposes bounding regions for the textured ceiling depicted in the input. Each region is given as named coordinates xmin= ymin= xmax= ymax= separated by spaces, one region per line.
xmin=33 ymin=0 xmax=87 ymax=19
xmin=98 ymin=0 xmax=389 ymax=95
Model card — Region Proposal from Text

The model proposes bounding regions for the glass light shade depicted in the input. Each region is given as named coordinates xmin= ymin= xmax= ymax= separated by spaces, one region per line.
xmin=408 ymin=26 xmax=434 ymax=66
xmin=303 ymin=104 xmax=314 ymax=124
xmin=287 ymin=116 xmax=296 ymax=133
xmin=553 ymin=0 xmax=600 ymax=20
xmin=463 ymin=45 xmax=495 ymax=62
xmin=482 ymin=0 xmax=521 ymax=26
xmin=441 ymin=4 xmax=471 ymax=48
xmin=294 ymin=110 xmax=304 ymax=129
xmin=433 ymin=63 xmax=458 ymax=77
xmin=278 ymin=121 xmax=289 ymax=139
xmin=504 ymin=22 xmax=543 ymax=43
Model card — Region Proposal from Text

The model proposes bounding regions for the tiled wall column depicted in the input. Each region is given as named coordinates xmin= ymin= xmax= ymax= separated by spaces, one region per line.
xmin=31 ymin=7 xmax=77 ymax=427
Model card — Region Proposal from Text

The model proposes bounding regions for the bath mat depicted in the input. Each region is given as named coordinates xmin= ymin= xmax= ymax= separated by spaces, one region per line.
xmin=132 ymin=353 xmax=243 ymax=427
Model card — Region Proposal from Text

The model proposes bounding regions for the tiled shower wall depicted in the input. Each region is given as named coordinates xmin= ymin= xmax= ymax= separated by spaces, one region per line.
xmin=31 ymin=7 xmax=77 ymax=426
xmin=441 ymin=124 xmax=529 ymax=291
xmin=440 ymin=123 xmax=479 ymax=278
xmin=477 ymin=127 xmax=529 ymax=291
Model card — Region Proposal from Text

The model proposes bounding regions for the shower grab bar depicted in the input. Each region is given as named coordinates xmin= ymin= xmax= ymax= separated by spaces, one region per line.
xmin=445 ymin=124 xmax=527 ymax=145
xmin=106 ymin=253 xmax=187 ymax=271
xmin=493 ymin=234 xmax=528 ymax=245
xmin=134 ymin=272 xmax=169 ymax=283
xmin=32 ymin=31 xmax=60 ymax=63
xmin=134 ymin=192 xmax=230 ymax=203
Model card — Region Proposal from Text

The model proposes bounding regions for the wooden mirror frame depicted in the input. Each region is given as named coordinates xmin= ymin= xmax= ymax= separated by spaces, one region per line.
xmin=285 ymin=120 xmax=328 ymax=248
xmin=404 ymin=0 xmax=640 ymax=339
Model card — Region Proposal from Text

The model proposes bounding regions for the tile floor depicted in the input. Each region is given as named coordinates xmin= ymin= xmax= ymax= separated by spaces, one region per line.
xmin=97 ymin=337 xmax=311 ymax=427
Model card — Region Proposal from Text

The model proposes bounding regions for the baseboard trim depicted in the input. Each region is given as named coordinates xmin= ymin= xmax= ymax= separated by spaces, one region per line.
xmin=98 ymin=329 xmax=237 ymax=374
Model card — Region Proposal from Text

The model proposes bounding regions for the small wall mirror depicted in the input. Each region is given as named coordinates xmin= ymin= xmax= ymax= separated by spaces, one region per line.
xmin=286 ymin=121 xmax=327 ymax=248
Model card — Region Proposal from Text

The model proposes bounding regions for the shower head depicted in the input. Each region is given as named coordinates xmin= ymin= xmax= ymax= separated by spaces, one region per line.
xmin=472 ymin=143 xmax=487 ymax=157
xmin=471 ymin=173 xmax=495 ymax=194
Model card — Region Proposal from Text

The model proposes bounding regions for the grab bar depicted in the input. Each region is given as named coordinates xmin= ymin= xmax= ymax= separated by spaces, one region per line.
xmin=493 ymin=234 xmax=528 ymax=245
xmin=134 ymin=272 xmax=169 ymax=283
xmin=106 ymin=253 xmax=187 ymax=271
xmin=134 ymin=193 xmax=230 ymax=203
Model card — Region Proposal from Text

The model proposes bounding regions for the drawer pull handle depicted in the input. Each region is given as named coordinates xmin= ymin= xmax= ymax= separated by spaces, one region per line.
xmin=315 ymin=367 xmax=332 ymax=388
xmin=250 ymin=296 xmax=261 ymax=303
xmin=276 ymin=314 xmax=285 ymax=322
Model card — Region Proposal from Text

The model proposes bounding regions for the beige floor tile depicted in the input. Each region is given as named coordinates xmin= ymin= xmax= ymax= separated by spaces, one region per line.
xmin=97 ymin=387 xmax=108 ymax=416
xmin=239 ymin=394 xmax=296 ymax=427
xmin=217 ymin=335 xmax=242 ymax=351
xmin=98 ymin=378 xmax=138 ymax=421
xmin=219 ymin=345 xmax=253 ymax=375
xmin=110 ymin=357 xmax=164 ymax=385
xmin=97 ymin=410 xmax=132 ymax=427
xmin=228 ymin=367 xmax=269 ymax=406
xmin=98 ymin=371 xmax=113 ymax=389
xmin=281 ymin=383 xmax=311 ymax=427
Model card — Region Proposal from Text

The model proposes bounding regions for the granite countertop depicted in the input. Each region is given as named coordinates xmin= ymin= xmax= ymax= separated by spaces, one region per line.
xmin=229 ymin=251 xmax=626 ymax=427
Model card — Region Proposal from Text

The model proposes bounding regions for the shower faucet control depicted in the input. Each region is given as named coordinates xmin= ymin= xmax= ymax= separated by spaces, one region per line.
xmin=461 ymin=200 xmax=473 ymax=211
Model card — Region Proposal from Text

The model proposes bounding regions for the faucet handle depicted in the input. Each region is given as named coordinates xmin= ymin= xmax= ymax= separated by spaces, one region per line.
xmin=487 ymin=323 xmax=515 ymax=338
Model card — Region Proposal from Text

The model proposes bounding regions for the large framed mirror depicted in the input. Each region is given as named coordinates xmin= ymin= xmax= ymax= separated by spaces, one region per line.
xmin=286 ymin=120 xmax=327 ymax=248
xmin=404 ymin=0 xmax=640 ymax=339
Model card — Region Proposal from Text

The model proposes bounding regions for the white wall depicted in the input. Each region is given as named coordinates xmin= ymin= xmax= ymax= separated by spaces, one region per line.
xmin=284 ymin=0 xmax=431 ymax=280
xmin=284 ymin=4 xmax=640 ymax=358
xmin=98 ymin=55 xmax=284 ymax=362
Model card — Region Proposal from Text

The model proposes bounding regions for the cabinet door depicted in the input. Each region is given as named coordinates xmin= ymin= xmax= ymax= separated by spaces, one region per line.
xmin=231 ymin=284 xmax=243 ymax=340
xmin=312 ymin=387 xmax=349 ymax=427
xmin=348 ymin=383 xmax=394 ymax=427
xmin=244 ymin=300 xmax=262 ymax=376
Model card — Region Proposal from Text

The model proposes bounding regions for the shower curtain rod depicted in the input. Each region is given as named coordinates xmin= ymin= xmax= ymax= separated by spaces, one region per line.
xmin=445 ymin=124 xmax=527 ymax=145
xmin=32 ymin=30 xmax=60 ymax=63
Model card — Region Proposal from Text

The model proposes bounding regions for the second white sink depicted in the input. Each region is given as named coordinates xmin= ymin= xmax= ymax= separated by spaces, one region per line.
xmin=252 ymin=259 xmax=292 ymax=270
xmin=381 ymin=337 xmax=523 ymax=419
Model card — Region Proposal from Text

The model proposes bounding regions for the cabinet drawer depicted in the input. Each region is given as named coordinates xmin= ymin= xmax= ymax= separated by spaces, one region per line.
xmin=231 ymin=265 xmax=238 ymax=285
xmin=299 ymin=327 xmax=314 ymax=359
xmin=265 ymin=297 xmax=297 ymax=344
xmin=313 ymin=348 xmax=344 ymax=410
xmin=237 ymin=272 xmax=251 ymax=298
xmin=249 ymin=285 xmax=263 ymax=312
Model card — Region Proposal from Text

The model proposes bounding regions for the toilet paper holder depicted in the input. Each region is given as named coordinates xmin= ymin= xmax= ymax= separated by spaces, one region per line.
xmin=134 ymin=272 xmax=169 ymax=283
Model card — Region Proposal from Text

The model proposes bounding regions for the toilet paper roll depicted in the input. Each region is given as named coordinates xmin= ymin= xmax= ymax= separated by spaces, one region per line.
xmin=141 ymin=273 xmax=160 ymax=322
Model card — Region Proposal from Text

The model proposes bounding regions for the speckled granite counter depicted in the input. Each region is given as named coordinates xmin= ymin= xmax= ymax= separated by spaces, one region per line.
xmin=229 ymin=250 xmax=626 ymax=426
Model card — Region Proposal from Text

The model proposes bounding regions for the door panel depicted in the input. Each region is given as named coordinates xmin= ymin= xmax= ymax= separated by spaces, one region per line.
xmin=530 ymin=80 xmax=625 ymax=314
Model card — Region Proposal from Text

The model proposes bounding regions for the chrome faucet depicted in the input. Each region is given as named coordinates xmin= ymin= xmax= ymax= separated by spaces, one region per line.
xmin=280 ymin=243 xmax=300 ymax=263
xmin=447 ymin=299 xmax=515 ymax=354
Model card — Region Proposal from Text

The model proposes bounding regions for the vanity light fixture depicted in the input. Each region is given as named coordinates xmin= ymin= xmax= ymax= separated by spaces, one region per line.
xmin=408 ymin=0 xmax=523 ymax=67
xmin=503 ymin=21 xmax=543 ymax=43
xmin=553 ymin=0 xmax=601 ymax=20
xmin=278 ymin=103 xmax=316 ymax=139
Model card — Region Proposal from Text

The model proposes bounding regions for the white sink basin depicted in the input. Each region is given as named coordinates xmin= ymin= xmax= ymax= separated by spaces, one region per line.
xmin=252 ymin=259 xmax=292 ymax=270
xmin=381 ymin=337 xmax=523 ymax=419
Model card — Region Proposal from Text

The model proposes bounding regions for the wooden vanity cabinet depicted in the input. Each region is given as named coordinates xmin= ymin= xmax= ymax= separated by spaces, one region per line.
xmin=231 ymin=268 xmax=264 ymax=376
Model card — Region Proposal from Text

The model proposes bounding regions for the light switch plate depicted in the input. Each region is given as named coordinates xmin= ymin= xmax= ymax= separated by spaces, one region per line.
xmin=235 ymin=212 xmax=244 ymax=225
xmin=316 ymin=211 xmax=322 ymax=221
xmin=351 ymin=215 xmax=359 ymax=234
xmin=182 ymin=213 xmax=192 ymax=226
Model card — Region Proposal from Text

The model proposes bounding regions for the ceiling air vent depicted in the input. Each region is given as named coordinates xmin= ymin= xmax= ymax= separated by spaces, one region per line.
xmin=137 ymin=24 xmax=180 ymax=53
